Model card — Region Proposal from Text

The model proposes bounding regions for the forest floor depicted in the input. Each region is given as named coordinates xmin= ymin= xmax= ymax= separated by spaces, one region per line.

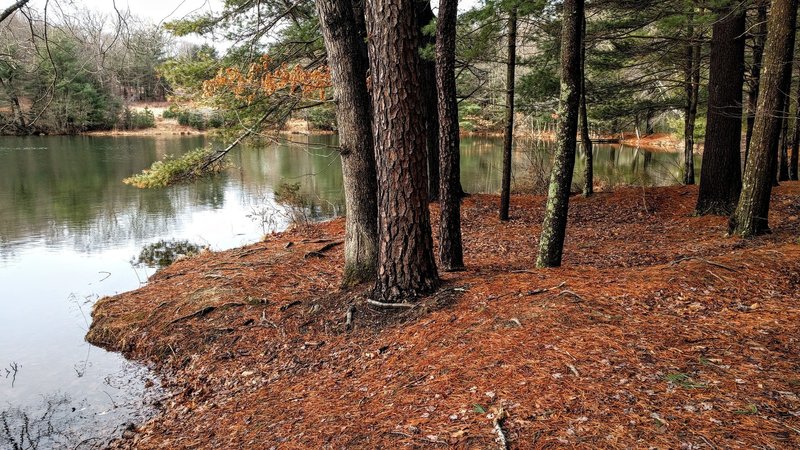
xmin=87 ymin=184 xmax=800 ymax=449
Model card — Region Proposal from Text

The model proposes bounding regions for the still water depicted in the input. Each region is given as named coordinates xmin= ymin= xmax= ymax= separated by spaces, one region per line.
xmin=0 ymin=134 xmax=695 ymax=447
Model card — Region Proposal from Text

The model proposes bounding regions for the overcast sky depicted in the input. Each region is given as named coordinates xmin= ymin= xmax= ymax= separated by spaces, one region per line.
xmin=20 ymin=0 xmax=223 ymax=25
xmin=11 ymin=0 xmax=481 ymax=49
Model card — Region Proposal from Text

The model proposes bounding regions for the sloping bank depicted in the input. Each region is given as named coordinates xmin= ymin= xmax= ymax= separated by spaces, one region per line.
xmin=88 ymin=186 xmax=800 ymax=448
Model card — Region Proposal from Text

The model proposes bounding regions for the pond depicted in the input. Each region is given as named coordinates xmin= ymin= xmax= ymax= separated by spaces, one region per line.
xmin=0 ymin=134 xmax=698 ymax=447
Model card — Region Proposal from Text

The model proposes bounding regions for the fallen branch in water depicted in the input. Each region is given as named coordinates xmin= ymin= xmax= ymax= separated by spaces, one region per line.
xmin=124 ymin=98 xmax=298 ymax=189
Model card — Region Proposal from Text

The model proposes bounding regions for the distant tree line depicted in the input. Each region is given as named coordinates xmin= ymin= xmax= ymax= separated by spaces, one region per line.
xmin=0 ymin=3 xmax=176 ymax=135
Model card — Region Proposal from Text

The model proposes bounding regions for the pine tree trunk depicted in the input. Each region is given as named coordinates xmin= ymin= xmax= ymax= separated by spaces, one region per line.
xmin=536 ymin=0 xmax=583 ymax=268
xmin=417 ymin=2 xmax=440 ymax=202
xmin=683 ymin=10 xmax=701 ymax=186
xmin=730 ymin=0 xmax=797 ymax=237
xmin=580 ymin=15 xmax=593 ymax=197
xmin=696 ymin=4 xmax=746 ymax=216
xmin=316 ymin=0 xmax=379 ymax=287
xmin=745 ymin=0 xmax=768 ymax=162
xmin=791 ymin=58 xmax=800 ymax=180
xmin=779 ymin=96 xmax=791 ymax=181
xmin=436 ymin=0 xmax=464 ymax=272
xmin=499 ymin=7 xmax=517 ymax=221
xmin=366 ymin=0 xmax=439 ymax=301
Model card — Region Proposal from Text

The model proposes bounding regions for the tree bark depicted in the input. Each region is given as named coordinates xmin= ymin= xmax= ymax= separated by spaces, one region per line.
xmin=366 ymin=0 xmax=439 ymax=301
xmin=683 ymin=10 xmax=701 ymax=186
xmin=745 ymin=0 xmax=768 ymax=162
xmin=315 ymin=0 xmax=379 ymax=287
xmin=730 ymin=0 xmax=797 ymax=237
xmin=0 ymin=0 xmax=29 ymax=24
xmin=417 ymin=1 xmax=440 ymax=202
xmin=499 ymin=7 xmax=517 ymax=221
xmin=779 ymin=91 xmax=792 ymax=181
xmin=580 ymin=14 xmax=593 ymax=197
xmin=536 ymin=0 xmax=583 ymax=268
xmin=695 ymin=4 xmax=746 ymax=215
xmin=791 ymin=58 xmax=800 ymax=180
xmin=435 ymin=0 xmax=464 ymax=271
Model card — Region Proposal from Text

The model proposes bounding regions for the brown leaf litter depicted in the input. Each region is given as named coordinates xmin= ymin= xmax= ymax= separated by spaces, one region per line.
xmin=87 ymin=184 xmax=800 ymax=449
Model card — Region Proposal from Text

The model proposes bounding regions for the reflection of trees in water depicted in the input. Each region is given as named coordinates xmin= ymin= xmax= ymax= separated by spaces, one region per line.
xmin=1 ymin=394 xmax=101 ymax=450
xmin=1 ymin=360 xmax=160 ymax=450
xmin=0 ymin=135 xmax=697 ymax=257
xmin=0 ymin=136 xmax=206 ymax=251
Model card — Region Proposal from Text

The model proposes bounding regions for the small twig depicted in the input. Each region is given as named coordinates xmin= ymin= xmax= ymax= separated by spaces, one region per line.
xmin=567 ymin=364 xmax=580 ymax=378
xmin=698 ymin=258 xmax=738 ymax=272
xmin=558 ymin=290 xmax=585 ymax=302
xmin=304 ymin=240 xmax=343 ymax=258
xmin=698 ymin=434 xmax=717 ymax=449
xmin=493 ymin=408 xmax=509 ymax=450
xmin=345 ymin=305 xmax=355 ymax=330
xmin=667 ymin=256 xmax=738 ymax=272
xmin=706 ymin=270 xmax=725 ymax=283
xmin=784 ymin=423 xmax=800 ymax=435
xmin=366 ymin=299 xmax=416 ymax=309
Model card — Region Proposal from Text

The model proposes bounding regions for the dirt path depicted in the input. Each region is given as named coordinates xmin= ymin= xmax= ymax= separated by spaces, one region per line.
xmin=88 ymin=184 xmax=800 ymax=448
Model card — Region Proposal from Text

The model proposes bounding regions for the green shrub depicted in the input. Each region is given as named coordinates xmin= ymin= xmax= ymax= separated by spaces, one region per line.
xmin=173 ymin=109 xmax=221 ymax=131
xmin=306 ymin=105 xmax=337 ymax=131
xmin=117 ymin=107 xmax=155 ymax=130
xmin=162 ymin=105 xmax=179 ymax=119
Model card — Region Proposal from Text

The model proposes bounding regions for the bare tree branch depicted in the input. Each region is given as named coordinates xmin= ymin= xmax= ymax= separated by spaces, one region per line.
xmin=0 ymin=0 xmax=30 ymax=24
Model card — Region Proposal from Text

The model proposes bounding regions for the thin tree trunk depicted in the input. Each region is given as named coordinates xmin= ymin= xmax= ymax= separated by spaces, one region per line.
xmin=366 ymin=0 xmax=439 ymax=301
xmin=499 ymin=7 xmax=517 ymax=221
xmin=745 ymin=0 xmax=768 ymax=162
xmin=10 ymin=96 xmax=27 ymax=133
xmin=417 ymin=2 xmax=440 ymax=202
xmin=436 ymin=0 xmax=464 ymax=271
xmin=536 ymin=0 xmax=583 ymax=268
xmin=316 ymin=0 xmax=379 ymax=287
xmin=683 ymin=10 xmax=701 ymax=186
xmin=579 ymin=15 xmax=593 ymax=197
xmin=779 ymin=97 xmax=791 ymax=181
xmin=792 ymin=58 xmax=800 ymax=180
xmin=696 ymin=4 xmax=746 ymax=215
xmin=730 ymin=0 xmax=797 ymax=237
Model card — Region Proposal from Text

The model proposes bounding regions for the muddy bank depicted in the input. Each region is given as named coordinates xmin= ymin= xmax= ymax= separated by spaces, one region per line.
xmin=88 ymin=185 xmax=800 ymax=448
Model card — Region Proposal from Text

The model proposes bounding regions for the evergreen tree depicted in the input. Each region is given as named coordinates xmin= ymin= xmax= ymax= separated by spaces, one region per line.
xmin=696 ymin=2 xmax=746 ymax=216
xmin=730 ymin=0 xmax=798 ymax=237
xmin=536 ymin=0 xmax=584 ymax=268
xmin=367 ymin=0 xmax=439 ymax=301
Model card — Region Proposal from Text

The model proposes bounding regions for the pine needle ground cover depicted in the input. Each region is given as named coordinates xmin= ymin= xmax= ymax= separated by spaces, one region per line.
xmin=88 ymin=184 xmax=800 ymax=448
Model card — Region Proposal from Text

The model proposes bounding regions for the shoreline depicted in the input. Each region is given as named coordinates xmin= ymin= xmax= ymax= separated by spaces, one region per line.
xmin=88 ymin=184 xmax=800 ymax=448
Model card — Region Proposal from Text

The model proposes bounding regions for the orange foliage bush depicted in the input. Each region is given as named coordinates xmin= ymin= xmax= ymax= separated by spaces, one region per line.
xmin=203 ymin=56 xmax=330 ymax=103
